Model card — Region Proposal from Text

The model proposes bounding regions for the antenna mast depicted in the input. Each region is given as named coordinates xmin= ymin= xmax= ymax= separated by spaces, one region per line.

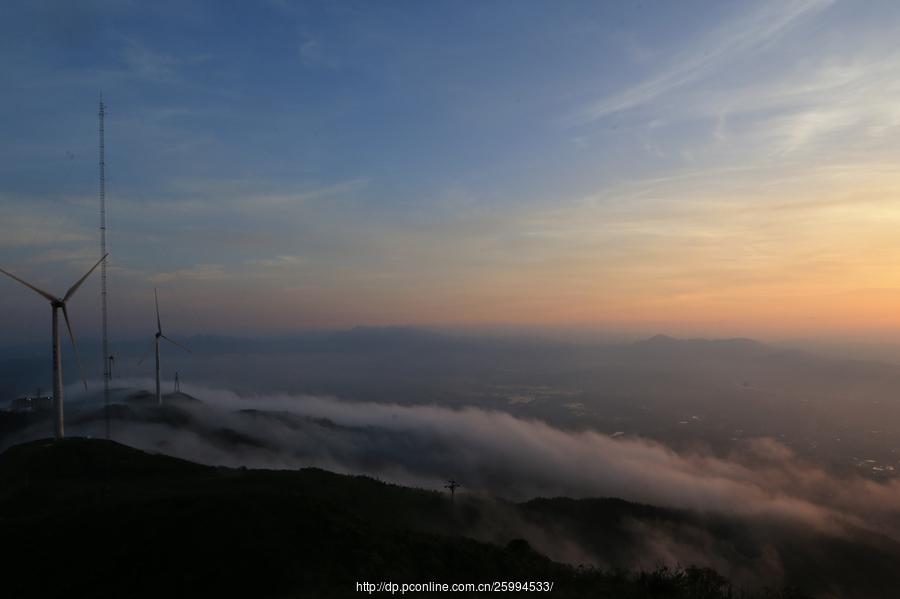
xmin=99 ymin=95 xmax=111 ymax=439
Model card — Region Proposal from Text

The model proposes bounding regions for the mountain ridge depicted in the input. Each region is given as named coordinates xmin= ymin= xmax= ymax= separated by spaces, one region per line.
xmin=1 ymin=437 xmax=810 ymax=599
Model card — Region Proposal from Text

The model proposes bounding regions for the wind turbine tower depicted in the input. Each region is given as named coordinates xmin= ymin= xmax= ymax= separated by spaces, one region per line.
xmin=0 ymin=255 xmax=107 ymax=439
xmin=444 ymin=479 xmax=461 ymax=503
xmin=150 ymin=289 xmax=190 ymax=405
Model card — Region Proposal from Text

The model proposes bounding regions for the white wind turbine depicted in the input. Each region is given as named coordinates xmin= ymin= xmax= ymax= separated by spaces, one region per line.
xmin=140 ymin=288 xmax=190 ymax=406
xmin=0 ymin=255 xmax=107 ymax=440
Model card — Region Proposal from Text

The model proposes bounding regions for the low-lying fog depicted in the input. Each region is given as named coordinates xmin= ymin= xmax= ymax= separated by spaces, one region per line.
xmin=5 ymin=328 xmax=900 ymax=480
xmin=7 ymin=329 xmax=900 ymax=592
xmin=20 ymin=381 xmax=900 ymax=541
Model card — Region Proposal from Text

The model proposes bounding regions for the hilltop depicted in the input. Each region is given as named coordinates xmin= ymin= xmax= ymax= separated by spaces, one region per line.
xmin=0 ymin=438 xmax=808 ymax=599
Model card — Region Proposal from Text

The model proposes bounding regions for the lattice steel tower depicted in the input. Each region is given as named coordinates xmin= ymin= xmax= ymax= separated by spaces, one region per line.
xmin=99 ymin=95 xmax=111 ymax=439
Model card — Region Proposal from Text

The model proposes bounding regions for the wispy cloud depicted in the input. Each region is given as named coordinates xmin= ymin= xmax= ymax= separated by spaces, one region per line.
xmin=121 ymin=37 xmax=180 ymax=81
xmin=23 ymin=246 xmax=99 ymax=265
xmin=148 ymin=264 xmax=228 ymax=284
xmin=0 ymin=197 xmax=93 ymax=249
xmin=569 ymin=0 xmax=833 ymax=125
xmin=244 ymin=255 xmax=307 ymax=268
xmin=164 ymin=177 xmax=369 ymax=209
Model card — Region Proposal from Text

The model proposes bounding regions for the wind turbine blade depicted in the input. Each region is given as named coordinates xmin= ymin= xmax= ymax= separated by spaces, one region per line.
xmin=137 ymin=342 xmax=155 ymax=366
xmin=0 ymin=266 xmax=58 ymax=302
xmin=61 ymin=304 xmax=88 ymax=390
xmin=155 ymin=288 xmax=162 ymax=334
xmin=63 ymin=254 xmax=108 ymax=302
xmin=160 ymin=334 xmax=191 ymax=353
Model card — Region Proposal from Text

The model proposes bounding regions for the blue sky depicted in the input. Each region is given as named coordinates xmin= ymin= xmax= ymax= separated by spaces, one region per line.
xmin=3 ymin=0 xmax=900 ymax=343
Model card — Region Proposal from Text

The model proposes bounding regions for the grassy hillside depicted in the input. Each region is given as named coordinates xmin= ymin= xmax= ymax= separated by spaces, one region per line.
xmin=0 ymin=438 xmax=808 ymax=599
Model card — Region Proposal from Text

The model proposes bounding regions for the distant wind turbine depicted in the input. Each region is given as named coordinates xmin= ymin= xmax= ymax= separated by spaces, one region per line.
xmin=140 ymin=289 xmax=190 ymax=406
xmin=444 ymin=479 xmax=461 ymax=503
xmin=0 ymin=255 xmax=107 ymax=439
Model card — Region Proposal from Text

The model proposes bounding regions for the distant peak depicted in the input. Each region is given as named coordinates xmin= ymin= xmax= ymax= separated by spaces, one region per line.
xmin=643 ymin=334 xmax=678 ymax=344
xmin=632 ymin=334 xmax=770 ymax=358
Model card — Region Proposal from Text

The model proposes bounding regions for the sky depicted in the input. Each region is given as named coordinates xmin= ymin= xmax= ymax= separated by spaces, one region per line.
xmin=3 ymin=0 xmax=900 ymax=344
